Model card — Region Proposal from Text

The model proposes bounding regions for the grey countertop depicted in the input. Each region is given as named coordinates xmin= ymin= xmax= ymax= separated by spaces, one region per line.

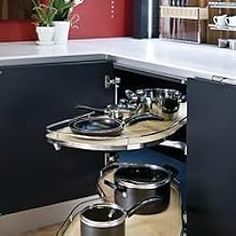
xmin=0 ymin=37 xmax=235 ymax=83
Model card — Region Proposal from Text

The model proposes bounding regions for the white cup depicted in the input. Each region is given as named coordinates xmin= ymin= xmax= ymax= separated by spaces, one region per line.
xmin=213 ymin=15 xmax=227 ymax=27
xmin=228 ymin=39 xmax=236 ymax=50
xmin=225 ymin=16 xmax=236 ymax=27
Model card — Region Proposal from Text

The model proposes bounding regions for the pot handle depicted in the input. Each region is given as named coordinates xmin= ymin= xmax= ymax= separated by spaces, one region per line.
xmin=123 ymin=113 xmax=164 ymax=126
xmin=163 ymin=164 xmax=179 ymax=179
xmin=74 ymin=104 xmax=105 ymax=114
xmin=96 ymin=163 xmax=120 ymax=198
xmin=104 ymin=180 xmax=119 ymax=190
xmin=127 ymin=197 xmax=164 ymax=218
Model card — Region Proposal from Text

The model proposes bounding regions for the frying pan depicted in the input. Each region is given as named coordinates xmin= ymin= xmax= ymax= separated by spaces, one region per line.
xmin=69 ymin=113 xmax=164 ymax=137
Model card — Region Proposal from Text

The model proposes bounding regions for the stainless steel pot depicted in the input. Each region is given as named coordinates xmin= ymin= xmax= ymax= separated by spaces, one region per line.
xmin=126 ymin=88 xmax=186 ymax=121
xmin=80 ymin=197 xmax=161 ymax=236
xmin=98 ymin=163 xmax=178 ymax=215
xmin=151 ymin=88 xmax=186 ymax=121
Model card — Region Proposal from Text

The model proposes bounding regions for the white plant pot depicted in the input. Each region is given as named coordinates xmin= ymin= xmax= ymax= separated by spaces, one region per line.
xmin=36 ymin=26 xmax=55 ymax=42
xmin=53 ymin=21 xmax=71 ymax=44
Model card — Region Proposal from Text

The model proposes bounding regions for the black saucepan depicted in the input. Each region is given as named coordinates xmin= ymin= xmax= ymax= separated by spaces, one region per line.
xmin=80 ymin=197 xmax=161 ymax=236
xmin=98 ymin=163 xmax=178 ymax=214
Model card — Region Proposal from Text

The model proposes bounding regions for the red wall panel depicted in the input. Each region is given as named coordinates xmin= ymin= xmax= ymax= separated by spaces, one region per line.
xmin=0 ymin=0 xmax=132 ymax=42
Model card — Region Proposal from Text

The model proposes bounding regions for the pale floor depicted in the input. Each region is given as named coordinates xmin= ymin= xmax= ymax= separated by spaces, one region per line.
xmin=27 ymin=224 xmax=58 ymax=236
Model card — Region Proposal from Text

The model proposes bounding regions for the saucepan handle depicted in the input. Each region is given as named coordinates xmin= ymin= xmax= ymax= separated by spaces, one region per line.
xmin=96 ymin=163 xmax=120 ymax=198
xmin=127 ymin=197 xmax=164 ymax=218
xmin=74 ymin=104 xmax=105 ymax=113
xmin=123 ymin=113 xmax=164 ymax=126
xmin=104 ymin=180 xmax=119 ymax=190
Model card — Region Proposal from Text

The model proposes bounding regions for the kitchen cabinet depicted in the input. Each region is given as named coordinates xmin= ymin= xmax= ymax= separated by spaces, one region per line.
xmin=0 ymin=61 xmax=113 ymax=214
xmin=187 ymin=78 xmax=236 ymax=236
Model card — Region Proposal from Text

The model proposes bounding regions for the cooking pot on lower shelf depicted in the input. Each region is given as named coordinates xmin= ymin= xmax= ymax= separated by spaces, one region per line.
xmin=97 ymin=163 xmax=178 ymax=215
xmin=80 ymin=197 xmax=161 ymax=236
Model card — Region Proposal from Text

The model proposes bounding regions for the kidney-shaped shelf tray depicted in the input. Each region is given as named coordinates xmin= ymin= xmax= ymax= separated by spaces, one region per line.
xmin=57 ymin=167 xmax=183 ymax=236
xmin=46 ymin=103 xmax=187 ymax=151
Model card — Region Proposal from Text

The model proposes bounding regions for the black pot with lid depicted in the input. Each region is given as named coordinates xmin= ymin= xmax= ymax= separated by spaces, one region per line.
xmin=80 ymin=203 xmax=126 ymax=236
xmin=99 ymin=163 xmax=178 ymax=215
xmin=80 ymin=197 xmax=161 ymax=236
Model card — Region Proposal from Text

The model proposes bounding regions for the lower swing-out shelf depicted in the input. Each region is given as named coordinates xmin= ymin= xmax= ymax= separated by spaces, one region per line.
xmin=27 ymin=168 xmax=183 ymax=236
xmin=62 ymin=186 xmax=182 ymax=236
xmin=46 ymin=103 xmax=187 ymax=152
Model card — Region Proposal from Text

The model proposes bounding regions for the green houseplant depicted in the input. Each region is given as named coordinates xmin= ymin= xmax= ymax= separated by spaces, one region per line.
xmin=53 ymin=0 xmax=84 ymax=21
xmin=32 ymin=0 xmax=57 ymax=44
xmin=52 ymin=0 xmax=84 ymax=44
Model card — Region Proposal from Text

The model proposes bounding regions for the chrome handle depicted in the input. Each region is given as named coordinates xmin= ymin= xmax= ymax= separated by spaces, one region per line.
xmin=46 ymin=112 xmax=95 ymax=133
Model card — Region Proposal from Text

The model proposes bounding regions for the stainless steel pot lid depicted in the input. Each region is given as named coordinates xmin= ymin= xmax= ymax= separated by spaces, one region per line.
xmin=114 ymin=164 xmax=171 ymax=189
xmin=80 ymin=203 xmax=126 ymax=228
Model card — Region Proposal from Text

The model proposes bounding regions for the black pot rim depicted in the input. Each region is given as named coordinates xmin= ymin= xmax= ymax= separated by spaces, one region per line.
xmin=114 ymin=164 xmax=172 ymax=190
xmin=80 ymin=203 xmax=126 ymax=228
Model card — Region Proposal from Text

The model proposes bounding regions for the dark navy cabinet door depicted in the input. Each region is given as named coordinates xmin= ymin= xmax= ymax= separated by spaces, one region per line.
xmin=0 ymin=61 xmax=113 ymax=214
xmin=187 ymin=78 xmax=236 ymax=236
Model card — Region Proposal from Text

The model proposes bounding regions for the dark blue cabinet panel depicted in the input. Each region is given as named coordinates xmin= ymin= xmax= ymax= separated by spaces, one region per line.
xmin=187 ymin=78 xmax=236 ymax=236
xmin=0 ymin=61 xmax=113 ymax=214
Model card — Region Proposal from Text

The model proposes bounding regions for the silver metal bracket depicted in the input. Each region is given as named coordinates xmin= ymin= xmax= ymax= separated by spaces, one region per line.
xmin=52 ymin=142 xmax=62 ymax=151
xmin=104 ymin=152 xmax=118 ymax=166
xmin=104 ymin=75 xmax=121 ymax=89
xmin=158 ymin=140 xmax=188 ymax=156
xmin=104 ymin=76 xmax=121 ymax=105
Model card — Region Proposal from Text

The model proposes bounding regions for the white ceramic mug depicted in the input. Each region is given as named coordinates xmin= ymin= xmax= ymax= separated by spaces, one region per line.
xmin=228 ymin=39 xmax=236 ymax=50
xmin=213 ymin=15 xmax=227 ymax=27
xmin=225 ymin=16 xmax=236 ymax=27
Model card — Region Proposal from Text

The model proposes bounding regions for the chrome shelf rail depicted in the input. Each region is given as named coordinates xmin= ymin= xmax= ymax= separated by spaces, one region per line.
xmin=208 ymin=2 xmax=236 ymax=9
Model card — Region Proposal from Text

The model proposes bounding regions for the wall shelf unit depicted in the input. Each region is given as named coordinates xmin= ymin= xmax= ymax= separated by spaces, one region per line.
xmin=207 ymin=1 xmax=236 ymax=43
xmin=160 ymin=6 xmax=209 ymax=20
xmin=160 ymin=6 xmax=209 ymax=44
xmin=208 ymin=24 xmax=236 ymax=31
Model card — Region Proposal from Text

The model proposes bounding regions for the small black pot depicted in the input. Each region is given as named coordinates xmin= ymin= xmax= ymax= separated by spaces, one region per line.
xmin=80 ymin=203 xmax=125 ymax=236
xmin=80 ymin=197 xmax=161 ymax=236
xmin=99 ymin=163 xmax=178 ymax=215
